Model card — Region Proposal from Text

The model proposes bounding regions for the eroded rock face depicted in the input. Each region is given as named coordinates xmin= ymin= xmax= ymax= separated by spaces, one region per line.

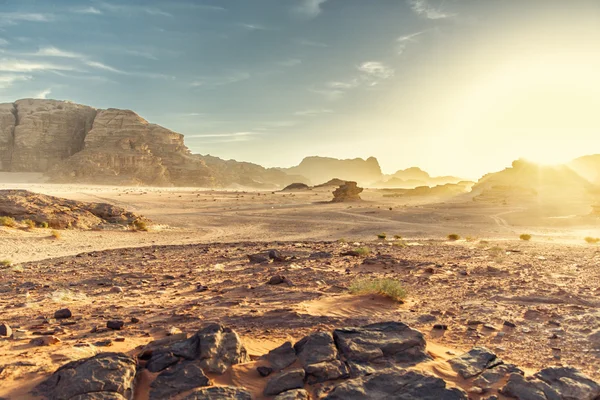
xmin=331 ymin=181 xmax=364 ymax=202
xmin=51 ymin=108 xmax=213 ymax=186
xmin=1 ymin=99 xmax=97 ymax=172
xmin=181 ymin=386 xmax=253 ymax=400
xmin=0 ymin=189 xmax=146 ymax=229
xmin=34 ymin=353 xmax=136 ymax=400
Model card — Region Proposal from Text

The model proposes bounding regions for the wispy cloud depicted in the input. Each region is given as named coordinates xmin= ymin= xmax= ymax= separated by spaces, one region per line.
xmin=85 ymin=60 xmax=124 ymax=74
xmin=327 ymin=79 xmax=360 ymax=90
xmin=144 ymin=8 xmax=173 ymax=17
xmin=191 ymin=72 xmax=250 ymax=87
xmin=34 ymin=46 xmax=84 ymax=59
xmin=406 ymin=0 xmax=455 ymax=19
xmin=294 ymin=109 xmax=333 ymax=117
xmin=72 ymin=7 xmax=103 ymax=15
xmin=186 ymin=131 xmax=260 ymax=143
xmin=0 ymin=58 xmax=75 ymax=73
xmin=239 ymin=23 xmax=270 ymax=31
xmin=35 ymin=88 xmax=52 ymax=99
xmin=358 ymin=61 xmax=394 ymax=79
xmin=310 ymin=88 xmax=346 ymax=101
xmin=397 ymin=31 xmax=424 ymax=54
xmin=0 ymin=38 xmax=8 ymax=47
xmin=0 ymin=74 xmax=32 ymax=89
xmin=94 ymin=2 xmax=172 ymax=17
xmin=0 ymin=12 xmax=54 ymax=26
xmin=277 ymin=58 xmax=302 ymax=67
xmin=294 ymin=0 xmax=328 ymax=18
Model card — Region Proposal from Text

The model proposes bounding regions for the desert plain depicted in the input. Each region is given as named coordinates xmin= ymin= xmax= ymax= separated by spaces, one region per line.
xmin=1 ymin=177 xmax=600 ymax=400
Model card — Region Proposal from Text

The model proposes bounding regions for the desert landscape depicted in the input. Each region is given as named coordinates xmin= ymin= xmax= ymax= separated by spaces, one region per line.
xmin=3 ymin=0 xmax=600 ymax=399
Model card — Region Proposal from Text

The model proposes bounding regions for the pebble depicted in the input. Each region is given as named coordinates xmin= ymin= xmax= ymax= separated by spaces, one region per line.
xmin=30 ymin=336 xmax=61 ymax=346
xmin=0 ymin=323 xmax=12 ymax=337
xmin=54 ymin=308 xmax=72 ymax=319
xmin=503 ymin=320 xmax=517 ymax=328
xmin=110 ymin=286 xmax=124 ymax=293
xmin=107 ymin=320 xmax=125 ymax=330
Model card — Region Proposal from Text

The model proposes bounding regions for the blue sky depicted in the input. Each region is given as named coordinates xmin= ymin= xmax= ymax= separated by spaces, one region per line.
xmin=2 ymin=0 xmax=600 ymax=179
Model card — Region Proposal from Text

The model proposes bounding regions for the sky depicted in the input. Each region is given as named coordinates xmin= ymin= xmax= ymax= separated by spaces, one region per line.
xmin=1 ymin=0 xmax=600 ymax=180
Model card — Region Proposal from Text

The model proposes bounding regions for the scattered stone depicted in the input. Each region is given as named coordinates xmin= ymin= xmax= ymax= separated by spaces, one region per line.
xmin=168 ymin=326 xmax=182 ymax=336
xmin=268 ymin=275 xmax=288 ymax=285
xmin=34 ymin=353 xmax=136 ymax=400
xmin=323 ymin=368 xmax=467 ymax=399
xmin=448 ymin=347 xmax=502 ymax=379
xmin=107 ymin=320 xmax=125 ymax=330
xmin=503 ymin=320 xmax=517 ymax=328
xmin=269 ymin=250 xmax=286 ymax=262
xmin=149 ymin=361 xmax=210 ymax=400
xmin=130 ymin=317 xmax=140 ymax=323
xmin=433 ymin=324 xmax=448 ymax=330
xmin=483 ymin=324 xmax=497 ymax=331
xmin=196 ymin=284 xmax=208 ymax=292
xmin=11 ymin=329 xmax=27 ymax=340
xmin=248 ymin=254 xmax=269 ymax=263
xmin=305 ymin=360 xmax=350 ymax=384
xmin=417 ymin=314 xmax=437 ymax=323
xmin=54 ymin=308 xmax=72 ymax=319
xmin=267 ymin=341 xmax=297 ymax=370
xmin=110 ymin=286 xmax=123 ymax=294
xmin=181 ymin=386 xmax=252 ymax=400
xmin=257 ymin=366 xmax=273 ymax=377
xmin=264 ymin=368 xmax=306 ymax=396
xmin=30 ymin=336 xmax=61 ymax=346
xmin=309 ymin=251 xmax=332 ymax=259
xmin=274 ymin=389 xmax=311 ymax=400
xmin=0 ymin=323 xmax=12 ymax=337
xmin=195 ymin=324 xmax=250 ymax=374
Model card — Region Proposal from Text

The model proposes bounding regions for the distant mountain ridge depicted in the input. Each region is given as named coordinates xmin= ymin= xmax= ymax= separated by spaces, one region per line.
xmin=281 ymin=156 xmax=382 ymax=186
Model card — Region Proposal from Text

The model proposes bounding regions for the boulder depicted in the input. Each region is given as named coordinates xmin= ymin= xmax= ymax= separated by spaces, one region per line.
xmin=331 ymin=181 xmax=363 ymax=202
xmin=294 ymin=332 xmax=339 ymax=367
xmin=264 ymin=368 xmax=306 ymax=396
xmin=322 ymin=368 xmax=467 ymax=399
xmin=149 ymin=361 xmax=210 ymax=400
xmin=535 ymin=367 xmax=600 ymax=400
xmin=33 ymin=353 xmax=136 ymax=400
xmin=267 ymin=341 xmax=297 ymax=370
xmin=448 ymin=347 xmax=502 ymax=379
xmin=333 ymin=322 xmax=429 ymax=367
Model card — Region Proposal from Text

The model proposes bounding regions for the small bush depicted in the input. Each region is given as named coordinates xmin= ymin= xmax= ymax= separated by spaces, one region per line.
xmin=465 ymin=236 xmax=477 ymax=242
xmin=0 ymin=216 xmax=16 ymax=227
xmin=130 ymin=219 xmax=148 ymax=232
xmin=1 ymin=259 xmax=12 ymax=267
xmin=447 ymin=234 xmax=460 ymax=241
xmin=585 ymin=237 xmax=600 ymax=244
xmin=377 ymin=233 xmax=387 ymax=240
xmin=50 ymin=230 xmax=61 ymax=239
xmin=23 ymin=219 xmax=36 ymax=229
xmin=519 ymin=234 xmax=532 ymax=241
xmin=39 ymin=221 xmax=49 ymax=228
xmin=349 ymin=278 xmax=406 ymax=302
xmin=354 ymin=247 xmax=371 ymax=256
xmin=394 ymin=235 xmax=402 ymax=240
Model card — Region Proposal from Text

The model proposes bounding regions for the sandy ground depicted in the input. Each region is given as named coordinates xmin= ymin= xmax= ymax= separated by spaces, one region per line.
xmin=1 ymin=181 xmax=600 ymax=399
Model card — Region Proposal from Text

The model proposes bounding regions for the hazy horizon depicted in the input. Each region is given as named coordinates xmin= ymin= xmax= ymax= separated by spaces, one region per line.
xmin=2 ymin=0 xmax=600 ymax=178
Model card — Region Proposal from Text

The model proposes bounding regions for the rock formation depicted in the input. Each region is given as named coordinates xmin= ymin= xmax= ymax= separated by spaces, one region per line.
xmin=0 ymin=99 xmax=305 ymax=188
xmin=282 ymin=183 xmax=310 ymax=191
xmin=34 ymin=321 xmax=600 ymax=399
xmin=0 ymin=189 xmax=146 ymax=229
xmin=282 ymin=156 xmax=382 ymax=186
xmin=332 ymin=181 xmax=363 ymax=202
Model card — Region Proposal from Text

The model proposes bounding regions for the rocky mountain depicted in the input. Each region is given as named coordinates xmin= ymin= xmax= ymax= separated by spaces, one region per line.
xmin=281 ymin=156 xmax=382 ymax=186
xmin=374 ymin=167 xmax=463 ymax=188
xmin=0 ymin=99 xmax=301 ymax=188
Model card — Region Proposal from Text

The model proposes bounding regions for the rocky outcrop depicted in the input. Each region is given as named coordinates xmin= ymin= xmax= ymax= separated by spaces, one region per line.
xmin=332 ymin=181 xmax=363 ymax=202
xmin=282 ymin=156 xmax=382 ymax=186
xmin=282 ymin=182 xmax=310 ymax=191
xmin=51 ymin=108 xmax=213 ymax=186
xmin=35 ymin=322 xmax=600 ymax=400
xmin=0 ymin=99 xmax=97 ymax=173
xmin=0 ymin=189 xmax=146 ymax=229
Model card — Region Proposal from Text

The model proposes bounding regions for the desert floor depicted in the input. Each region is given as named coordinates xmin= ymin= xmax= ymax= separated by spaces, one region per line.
xmin=1 ymin=182 xmax=600 ymax=399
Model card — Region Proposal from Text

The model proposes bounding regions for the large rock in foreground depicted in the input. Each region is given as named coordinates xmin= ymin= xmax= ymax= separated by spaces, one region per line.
xmin=331 ymin=181 xmax=363 ymax=202
xmin=34 ymin=353 xmax=136 ymax=400
xmin=0 ymin=189 xmax=146 ymax=229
